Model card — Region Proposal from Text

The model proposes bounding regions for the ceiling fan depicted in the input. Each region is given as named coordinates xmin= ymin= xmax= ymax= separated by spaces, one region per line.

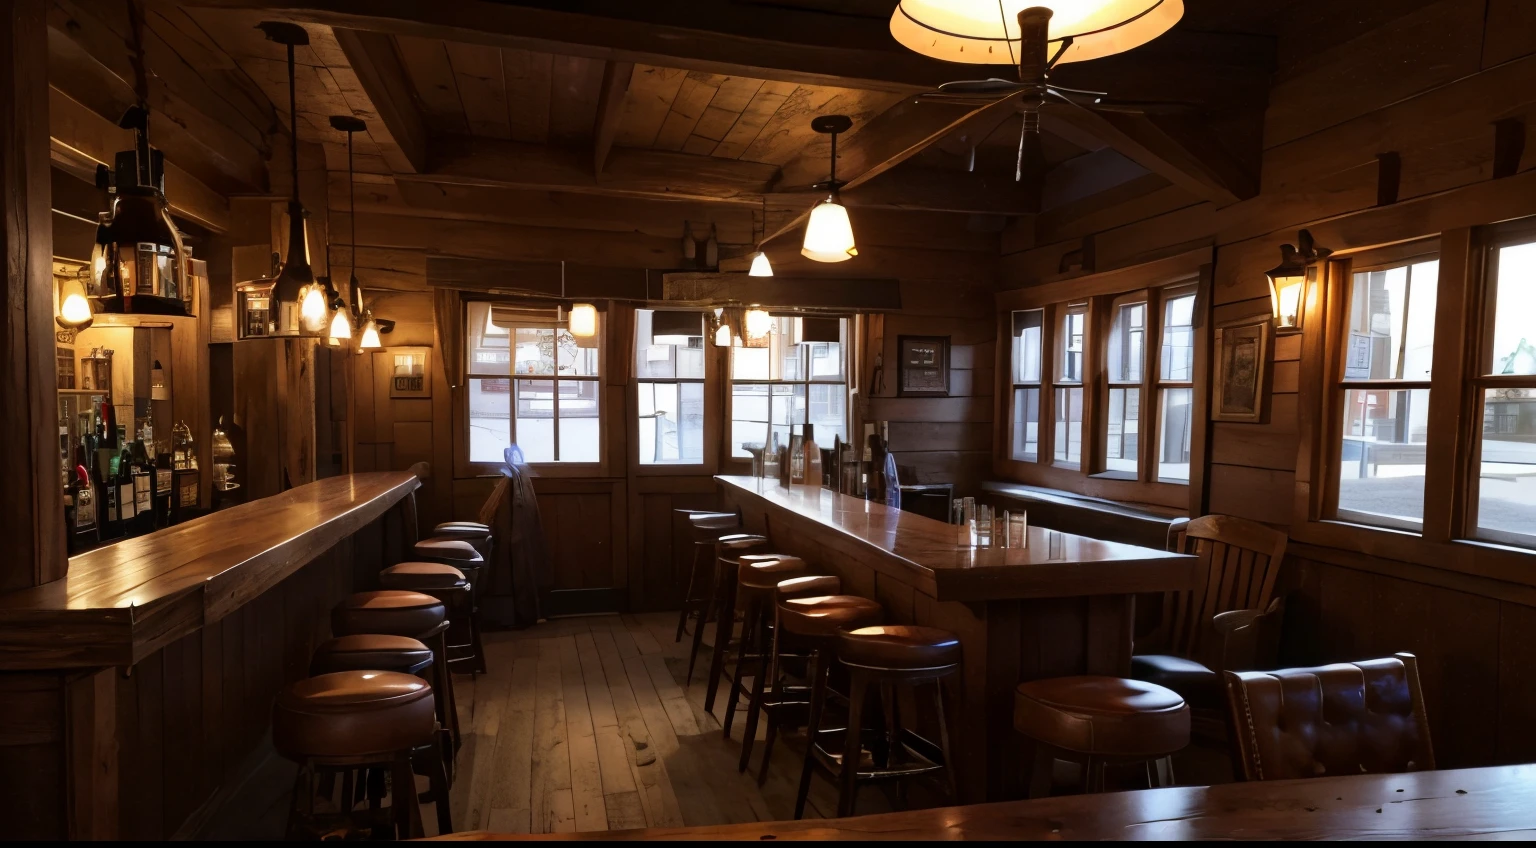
xmin=890 ymin=1 xmax=1192 ymax=182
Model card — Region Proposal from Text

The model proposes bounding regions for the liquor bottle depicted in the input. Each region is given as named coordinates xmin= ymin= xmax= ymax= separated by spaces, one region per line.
xmin=801 ymin=424 xmax=822 ymax=488
xmin=68 ymin=465 xmax=98 ymax=553
xmin=130 ymin=441 xmax=154 ymax=530
xmin=154 ymin=452 xmax=174 ymax=527
xmin=97 ymin=448 xmax=119 ymax=539
xmin=116 ymin=446 xmax=137 ymax=536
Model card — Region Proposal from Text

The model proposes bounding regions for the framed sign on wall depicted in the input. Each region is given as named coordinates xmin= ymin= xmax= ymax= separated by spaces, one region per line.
xmin=389 ymin=347 xmax=432 ymax=399
xmin=897 ymin=335 xmax=950 ymax=398
xmin=1212 ymin=319 xmax=1270 ymax=423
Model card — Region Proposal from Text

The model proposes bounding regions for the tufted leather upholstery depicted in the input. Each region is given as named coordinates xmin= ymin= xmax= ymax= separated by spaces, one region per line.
xmin=273 ymin=670 xmax=437 ymax=761
xmin=1224 ymin=652 xmax=1434 ymax=782
xmin=739 ymin=556 xmax=808 ymax=591
xmin=1130 ymin=653 xmax=1223 ymax=709
xmin=411 ymin=537 xmax=484 ymax=565
xmin=309 ymin=634 xmax=434 ymax=676
xmin=777 ymin=594 xmax=882 ymax=638
xmin=333 ymin=590 xmax=447 ymax=639
xmin=1014 ymin=676 xmax=1189 ymax=757
xmin=838 ymin=625 xmax=962 ymax=670
xmin=380 ymin=561 xmax=469 ymax=590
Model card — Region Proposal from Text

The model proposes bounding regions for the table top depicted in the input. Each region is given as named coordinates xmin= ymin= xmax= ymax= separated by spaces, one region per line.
xmin=717 ymin=476 xmax=1195 ymax=602
xmin=0 ymin=471 xmax=419 ymax=670
xmin=433 ymin=764 xmax=1536 ymax=841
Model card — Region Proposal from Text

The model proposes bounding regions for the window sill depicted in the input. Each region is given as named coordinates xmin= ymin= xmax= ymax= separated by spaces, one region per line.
xmin=1090 ymin=470 xmax=1137 ymax=482
xmin=1290 ymin=517 xmax=1536 ymax=598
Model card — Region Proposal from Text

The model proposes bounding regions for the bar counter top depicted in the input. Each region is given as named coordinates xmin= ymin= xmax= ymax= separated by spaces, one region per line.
xmin=0 ymin=471 xmax=419 ymax=670
xmin=717 ymin=475 xmax=1194 ymax=602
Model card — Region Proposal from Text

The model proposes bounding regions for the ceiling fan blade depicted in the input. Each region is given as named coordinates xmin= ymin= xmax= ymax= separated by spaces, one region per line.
xmin=1044 ymin=87 xmax=1200 ymax=116
xmin=938 ymin=77 xmax=1028 ymax=94
xmin=916 ymin=92 xmax=1012 ymax=106
xmin=1045 ymin=83 xmax=1110 ymax=98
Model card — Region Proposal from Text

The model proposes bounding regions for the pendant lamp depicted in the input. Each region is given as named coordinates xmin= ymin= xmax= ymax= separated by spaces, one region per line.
xmin=84 ymin=106 xmax=194 ymax=317
xmin=889 ymin=0 xmax=1183 ymax=66
xmin=328 ymin=114 xmax=369 ymax=346
xmin=749 ymin=197 xmax=774 ymax=276
xmin=802 ymin=115 xmax=858 ymax=263
xmin=235 ymin=22 xmax=330 ymax=340
xmin=57 ymin=270 xmax=94 ymax=330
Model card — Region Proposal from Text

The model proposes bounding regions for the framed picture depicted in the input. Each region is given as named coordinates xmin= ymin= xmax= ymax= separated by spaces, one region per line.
xmin=389 ymin=347 xmax=432 ymax=399
xmin=897 ymin=335 xmax=950 ymax=397
xmin=1213 ymin=319 xmax=1270 ymax=423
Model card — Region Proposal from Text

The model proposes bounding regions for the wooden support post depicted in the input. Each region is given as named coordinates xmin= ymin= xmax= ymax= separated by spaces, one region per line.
xmin=0 ymin=0 xmax=67 ymax=591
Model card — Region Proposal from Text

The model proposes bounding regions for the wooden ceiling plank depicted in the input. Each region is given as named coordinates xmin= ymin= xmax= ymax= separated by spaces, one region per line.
xmin=653 ymin=71 xmax=725 ymax=151
xmin=661 ymin=273 xmax=903 ymax=310
xmin=502 ymin=47 xmax=553 ymax=144
xmin=548 ymin=54 xmax=605 ymax=146
xmin=335 ymin=209 xmax=683 ymax=268
xmin=392 ymin=34 xmax=469 ymax=135
xmin=592 ymin=60 xmax=635 ymax=176
xmin=332 ymin=28 xmax=427 ymax=173
xmin=1040 ymin=148 xmax=1149 ymax=211
xmin=1046 ymin=105 xmax=1258 ymax=207
xmin=445 ymin=41 xmax=512 ymax=138
xmin=712 ymin=80 xmax=797 ymax=159
xmin=614 ymin=64 xmax=687 ymax=148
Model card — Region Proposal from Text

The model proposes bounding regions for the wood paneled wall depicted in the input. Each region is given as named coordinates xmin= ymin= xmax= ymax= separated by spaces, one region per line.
xmin=996 ymin=0 xmax=1536 ymax=767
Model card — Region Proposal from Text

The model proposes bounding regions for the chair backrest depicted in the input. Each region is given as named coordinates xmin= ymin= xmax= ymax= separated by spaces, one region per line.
xmin=1225 ymin=652 xmax=1435 ymax=781
xmin=1159 ymin=514 xmax=1289 ymax=661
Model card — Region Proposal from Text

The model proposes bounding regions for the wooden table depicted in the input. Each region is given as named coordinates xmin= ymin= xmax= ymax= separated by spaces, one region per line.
xmin=434 ymin=765 xmax=1536 ymax=840
xmin=0 ymin=472 xmax=420 ymax=839
xmin=716 ymin=476 xmax=1197 ymax=803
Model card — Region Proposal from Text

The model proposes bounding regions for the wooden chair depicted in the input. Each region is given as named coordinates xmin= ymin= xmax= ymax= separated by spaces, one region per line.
xmin=1224 ymin=653 xmax=1434 ymax=781
xmin=1130 ymin=515 xmax=1290 ymax=724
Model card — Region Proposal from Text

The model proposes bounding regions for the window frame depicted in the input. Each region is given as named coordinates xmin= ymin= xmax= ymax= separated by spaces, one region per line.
xmin=1154 ymin=284 xmax=1198 ymax=484
xmin=724 ymin=316 xmax=851 ymax=469
xmin=631 ymin=307 xmax=718 ymax=475
xmin=995 ymin=249 xmax=1211 ymax=513
xmin=1009 ymin=308 xmax=1045 ymax=462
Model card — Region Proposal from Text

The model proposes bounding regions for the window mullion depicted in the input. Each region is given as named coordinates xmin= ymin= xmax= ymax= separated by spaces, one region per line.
xmin=1422 ymin=228 xmax=1477 ymax=543
xmin=1143 ymin=288 xmax=1163 ymax=484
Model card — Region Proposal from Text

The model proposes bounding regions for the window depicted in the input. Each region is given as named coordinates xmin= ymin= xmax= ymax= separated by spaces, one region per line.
xmin=1010 ymin=310 xmax=1043 ymax=461
xmin=729 ymin=316 xmax=848 ymax=459
xmin=636 ymin=309 xmax=705 ymax=465
xmin=1474 ymin=236 xmax=1536 ymax=546
xmin=1334 ymin=255 xmax=1439 ymax=530
xmin=465 ymin=301 xmax=600 ymax=464
xmin=1054 ymin=304 xmax=1087 ymax=467
xmin=1157 ymin=288 xmax=1196 ymax=482
xmin=1105 ymin=297 xmax=1145 ymax=474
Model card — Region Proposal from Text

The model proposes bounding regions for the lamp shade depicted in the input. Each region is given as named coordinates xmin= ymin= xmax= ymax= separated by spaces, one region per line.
xmin=300 ymin=282 xmax=329 ymax=333
xmin=890 ymin=0 xmax=1183 ymax=65
xmin=329 ymin=307 xmax=353 ymax=341
xmin=569 ymin=302 xmax=598 ymax=337
xmin=802 ymin=198 xmax=857 ymax=263
xmin=745 ymin=308 xmax=774 ymax=339
xmin=749 ymin=251 xmax=774 ymax=277
xmin=358 ymin=313 xmax=382 ymax=350
xmin=58 ymin=274 xmax=94 ymax=329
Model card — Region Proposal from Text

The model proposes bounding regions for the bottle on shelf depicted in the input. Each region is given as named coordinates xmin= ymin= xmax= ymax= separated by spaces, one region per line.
xmin=116 ymin=445 xmax=137 ymax=536
xmin=130 ymin=441 xmax=154 ymax=531
xmin=97 ymin=446 xmax=119 ymax=540
xmin=68 ymin=464 xmax=98 ymax=553
xmin=801 ymin=423 xmax=822 ymax=488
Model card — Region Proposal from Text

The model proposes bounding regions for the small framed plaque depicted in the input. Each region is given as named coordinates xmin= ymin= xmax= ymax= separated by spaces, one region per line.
xmin=389 ymin=347 xmax=432 ymax=399
xmin=897 ymin=335 xmax=950 ymax=398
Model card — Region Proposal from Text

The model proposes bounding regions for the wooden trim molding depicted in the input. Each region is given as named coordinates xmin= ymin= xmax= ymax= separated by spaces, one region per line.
xmin=996 ymin=245 xmax=1213 ymax=310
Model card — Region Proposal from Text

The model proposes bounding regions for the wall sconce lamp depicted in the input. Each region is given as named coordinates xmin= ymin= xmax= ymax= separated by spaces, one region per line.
xmin=1267 ymin=229 xmax=1331 ymax=334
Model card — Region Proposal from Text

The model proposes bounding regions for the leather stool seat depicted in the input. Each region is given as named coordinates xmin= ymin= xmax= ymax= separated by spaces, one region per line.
xmin=739 ymin=556 xmax=808 ymax=591
xmin=411 ymin=537 xmax=484 ymax=564
xmin=333 ymin=591 xmax=447 ymax=639
xmin=380 ymin=562 xmax=469 ymax=590
xmin=1014 ymin=676 xmax=1189 ymax=757
xmin=433 ymin=521 xmax=489 ymax=537
xmin=310 ymin=635 xmax=435 ymax=676
xmin=273 ymin=670 xmax=437 ymax=761
xmin=838 ymin=625 xmax=962 ymax=670
xmin=1130 ymin=654 xmax=1223 ymax=709
xmin=778 ymin=594 xmax=882 ymax=637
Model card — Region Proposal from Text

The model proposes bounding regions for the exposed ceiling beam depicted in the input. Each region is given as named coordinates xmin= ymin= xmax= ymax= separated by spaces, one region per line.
xmin=427 ymin=256 xmax=652 ymax=299
xmin=332 ymin=28 xmax=427 ymax=173
xmin=592 ymin=61 xmax=634 ymax=176
xmin=1046 ymin=105 xmax=1258 ymax=207
xmin=661 ymin=273 xmax=903 ymax=310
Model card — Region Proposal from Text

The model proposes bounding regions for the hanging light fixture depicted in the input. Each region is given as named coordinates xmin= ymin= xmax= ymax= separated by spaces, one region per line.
xmin=235 ymin=22 xmax=331 ymax=340
xmin=328 ymin=114 xmax=369 ymax=345
xmin=745 ymin=308 xmax=774 ymax=339
xmin=802 ymin=115 xmax=857 ymax=263
xmin=57 ymin=270 xmax=94 ymax=330
xmin=84 ymin=106 xmax=194 ymax=317
xmin=749 ymin=197 xmax=774 ymax=277
xmin=357 ymin=285 xmax=383 ymax=351
xmin=1266 ymin=229 xmax=1330 ymax=335
xmin=569 ymin=303 xmax=598 ymax=338
xmin=889 ymin=1 xmax=1183 ymax=66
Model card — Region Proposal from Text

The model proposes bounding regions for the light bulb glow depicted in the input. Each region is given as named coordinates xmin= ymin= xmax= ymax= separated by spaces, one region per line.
xmin=299 ymin=283 xmax=328 ymax=332
xmin=801 ymin=199 xmax=857 ymax=263
xmin=569 ymin=303 xmax=598 ymax=337
xmin=329 ymin=308 xmax=353 ymax=341
xmin=749 ymin=251 xmax=774 ymax=277
xmin=745 ymin=308 xmax=773 ymax=339
xmin=59 ymin=291 xmax=93 ymax=328
xmin=358 ymin=315 xmax=382 ymax=350
xmin=714 ymin=323 xmax=732 ymax=347
xmin=889 ymin=0 xmax=1183 ymax=66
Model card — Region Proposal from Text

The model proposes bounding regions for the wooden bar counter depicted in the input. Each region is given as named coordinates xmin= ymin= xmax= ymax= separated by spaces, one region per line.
xmin=717 ymin=475 xmax=1197 ymax=803
xmin=0 ymin=471 xmax=420 ymax=840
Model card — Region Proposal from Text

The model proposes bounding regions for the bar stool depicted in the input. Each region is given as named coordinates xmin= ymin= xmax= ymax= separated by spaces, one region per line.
xmin=824 ymin=626 xmax=962 ymax=816
xmin=428 ymin=521 xmax=492 ymax=559
xmin=695 ymin=533 xmax=768 ymax=703
xmin=721 ymin=555 xmax=808 ymax=739
xmin=742 ymin=574 xmax=842 ymax=780
xmin=310 ymin=634 xmax=434 ymax=676
xmin=406 ymin=540 xmax=488 ymax=675
xmin=380 ymin=562 xmax=485 ymax=679
xmin=273 ymin=670 xmax=447 ymax=839
xmin=674 ymin=510 xmax=741 ymax=643
xmin=779 ymin=594 xmax=884 ymax=819
xmin=1014 ymin=676 xmax=1189 ymax=796
xmin=332 ymin=591 xmax=461 ymax=762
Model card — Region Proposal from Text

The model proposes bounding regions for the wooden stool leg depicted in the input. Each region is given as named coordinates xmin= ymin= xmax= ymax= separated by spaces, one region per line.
xmin=685 ymin=560 xmax=717 ymax=685
xmin=794 ymin=648 xmax=827 ymax=821
xmin=933 ymin=677 xmax=960 ymax=804
xmin=740 ymin=614 xmax=780 ymax=773
xmin=392 ymin=753 xmax=424 ymax=839
xmin=425 ymin=741 xmax=453 ymax=834
xmin=676 ymin=543 xmax=703 ymax=642
xmin=838 ymin=670 xmax=870 ymax=818
xmin=723 ymin=594 xmax=761 ymax=737
xmin=1027 ymin=744 xmax=1056 ymax=799
xmin=703 ymin=560 xmax=738 ymax=714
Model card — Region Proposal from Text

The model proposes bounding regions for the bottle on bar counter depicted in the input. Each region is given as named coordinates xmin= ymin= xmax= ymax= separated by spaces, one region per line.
xmin=801 ymin=424 xmax=822 ymax=489
xmin=68 ymin=464 xmax=98 ymax=552
xmin=130 ymin=441 xmax=154 ymax=531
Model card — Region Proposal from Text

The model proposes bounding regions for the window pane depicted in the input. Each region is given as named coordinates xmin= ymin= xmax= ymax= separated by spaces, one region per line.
xmin=807 ymin=383 xmax=846 ymax=446
xmin=513 ymin=379 xmax=555 ymax=462
xmin=1158 ymin=387 xmax=1193 ymax=482
xmin=1012 ymin=387 xmax=1040 ymax=460
xmin=636 ymin=310 xmax=705 ymax=380
xmin=1108 ymin=302 xmax=1145 ymax=384
xmin=1013 ymin=310 xmax=1042 ymax=383
xmin=511 ymin=327 xmax=556 ymax=376
xmin=467 ymin=377 xmax=509 ymax=462
xmin=1343 ymin=260 xmax=1438 ymax=381
xmin=730 ymin=383 xmax=805 ymax=458
xmin=555 ymin=380 xmax=600 ymax=462
xmin=556 ymin=329 xmax=600 ymax=377
xmin=466 ymin=302 xmax=510 ymax=377
xmin=1054 ymin=386 xmax=1083 ymax=467
xmin=807 ymin=342 xmax=844 ymax=381
xmin=639 ymin=382 xmax=704 ymax=465
xmin=1059 ymin=309 xmax=1085 ymax=383
xmin=732 ymin=346 xmax=770 ymax=380
xmin=1337 ymin=388 xmax=1429 ymax=526
xmin=1490 ymin=241 xmax=1536 ymax=375
xmin=1105 ymin=387 xmax=1139 ymax=473
xmin=1160 ymin=294 xmax=1195 ymax=382
xmin=1478 ymin=387 xmax=1536 ymax=542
